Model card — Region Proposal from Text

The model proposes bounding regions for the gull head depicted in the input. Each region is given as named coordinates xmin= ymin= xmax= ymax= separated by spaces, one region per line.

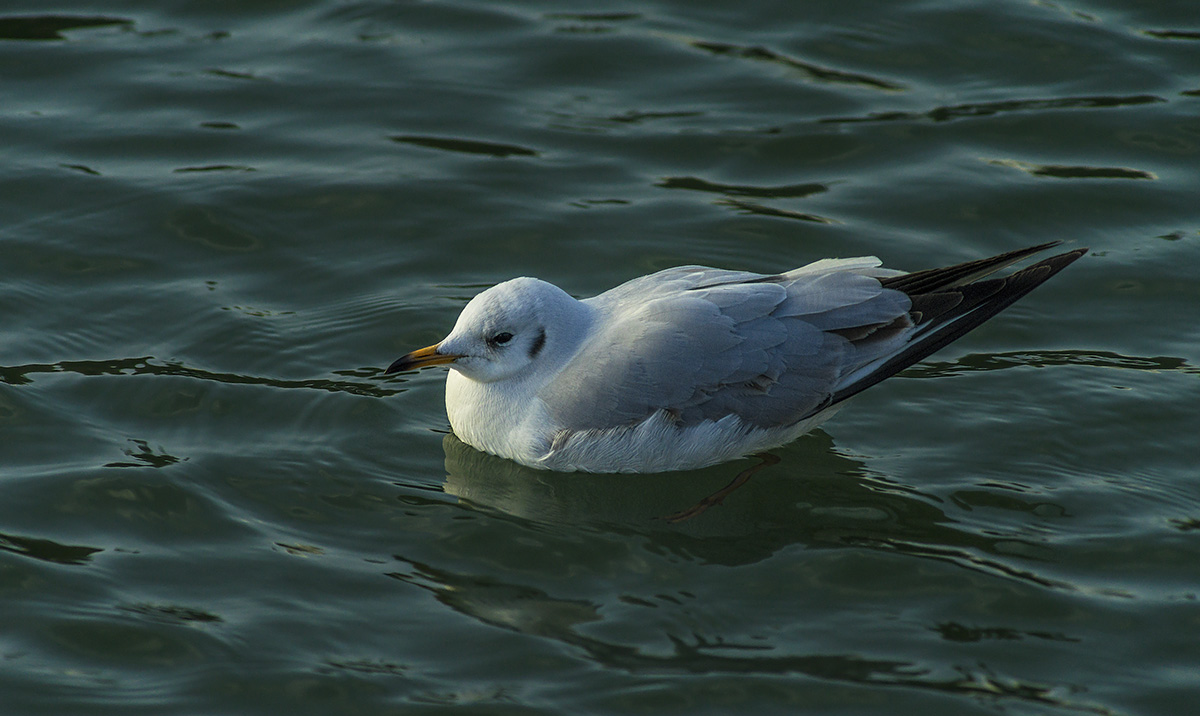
xmin=386 ymin=277 xmax=588 ymax=384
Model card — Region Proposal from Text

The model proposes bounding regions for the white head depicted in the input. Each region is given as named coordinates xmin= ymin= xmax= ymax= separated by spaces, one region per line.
xmin=386 ymin=277 xmax=590 ymax=384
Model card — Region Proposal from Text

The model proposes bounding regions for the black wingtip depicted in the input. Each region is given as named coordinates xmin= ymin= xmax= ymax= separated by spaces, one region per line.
xmin=1020 ymin=246 xmax=1088 ymax=283
xmin=826 ymin=243 xmax=1086 ymax=407
xmin=879 ymin=241 xmax=1080 ymax=295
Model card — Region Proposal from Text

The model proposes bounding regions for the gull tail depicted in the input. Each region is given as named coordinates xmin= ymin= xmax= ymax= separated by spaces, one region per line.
xmin=828 ymin=243 xmax=1088 ymax=405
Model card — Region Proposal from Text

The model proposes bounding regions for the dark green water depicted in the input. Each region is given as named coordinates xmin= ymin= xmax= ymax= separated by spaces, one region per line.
xmin=2 ymin=1 xmax=1198 ymax=714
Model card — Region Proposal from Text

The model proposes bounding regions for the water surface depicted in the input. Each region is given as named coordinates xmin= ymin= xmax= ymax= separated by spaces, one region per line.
xmin=2 ymin=1 xmax=1199 ymax=714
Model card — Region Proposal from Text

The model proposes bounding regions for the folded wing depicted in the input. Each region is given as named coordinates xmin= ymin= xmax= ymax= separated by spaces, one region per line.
xmin=538 ymin=245 xmax=1086 ymax=432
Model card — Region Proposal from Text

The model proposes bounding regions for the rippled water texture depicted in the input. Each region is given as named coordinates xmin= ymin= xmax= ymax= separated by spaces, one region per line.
xmin=2 ymin=1 xmax=1198 ymax=714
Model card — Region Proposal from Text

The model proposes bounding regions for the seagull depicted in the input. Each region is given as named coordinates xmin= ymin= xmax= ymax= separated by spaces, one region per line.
xmin=386 ymin=243 xmax=1085 ymax=474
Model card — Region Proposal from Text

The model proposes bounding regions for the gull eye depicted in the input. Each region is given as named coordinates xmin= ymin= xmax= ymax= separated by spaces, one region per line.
xmin=490 ymin=332 xmax=514 ymax=346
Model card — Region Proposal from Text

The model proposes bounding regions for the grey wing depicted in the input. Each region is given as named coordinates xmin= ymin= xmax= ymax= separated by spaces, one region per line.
xmin=536 ymin=244 xmax=1085 ymax=433
xmin=539 ymin=260 xmax=912 ymax=431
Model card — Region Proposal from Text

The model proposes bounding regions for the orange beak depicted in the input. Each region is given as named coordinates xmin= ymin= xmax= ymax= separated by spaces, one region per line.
xmin=384 ymin=343 xmax=462 ymax=373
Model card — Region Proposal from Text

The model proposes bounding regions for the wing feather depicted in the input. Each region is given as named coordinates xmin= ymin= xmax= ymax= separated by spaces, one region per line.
xmin=541 ymin=261 xmax=906 ymax=431
xmin=537 ymin=245 xmax=1085 ymax=435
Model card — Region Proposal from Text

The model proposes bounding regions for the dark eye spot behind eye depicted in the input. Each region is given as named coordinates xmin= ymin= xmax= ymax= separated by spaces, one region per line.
xmin=529 ymin=328 xmax=546 ymax=359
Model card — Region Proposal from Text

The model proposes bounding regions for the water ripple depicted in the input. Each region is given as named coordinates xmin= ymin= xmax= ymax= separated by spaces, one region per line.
xmin=389 ymin=557 xmax=1114 ymax=714
xmin=988 ymin=159 xmax=1156 ymax=180
xmin=656 ymin=176 xmax=829 ymax=199
xmin=821 ymin=94 xmax=1166 ymax=124
xmin=390 ymin=135 xmax=540 ymax=158
xmin=690 ymin=40 xmax=906 ymax=91
xmin=0 ymin=531 xmax=103 ymax=565
xmin=901 ymin=349 xmax=1199 ymax=378
xmin=0 ymin=14 xmax=132 ymax=41
xmin=1 ymin=357 xmax=398 ymax=398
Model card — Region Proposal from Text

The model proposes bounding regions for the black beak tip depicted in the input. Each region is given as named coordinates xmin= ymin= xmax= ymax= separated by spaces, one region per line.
xmin=384 ymin=357 xmax=410 ymax=375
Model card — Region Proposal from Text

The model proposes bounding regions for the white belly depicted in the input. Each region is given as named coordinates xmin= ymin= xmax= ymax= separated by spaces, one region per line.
xmin=445 ymin=368 xmax=842 ymax=473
